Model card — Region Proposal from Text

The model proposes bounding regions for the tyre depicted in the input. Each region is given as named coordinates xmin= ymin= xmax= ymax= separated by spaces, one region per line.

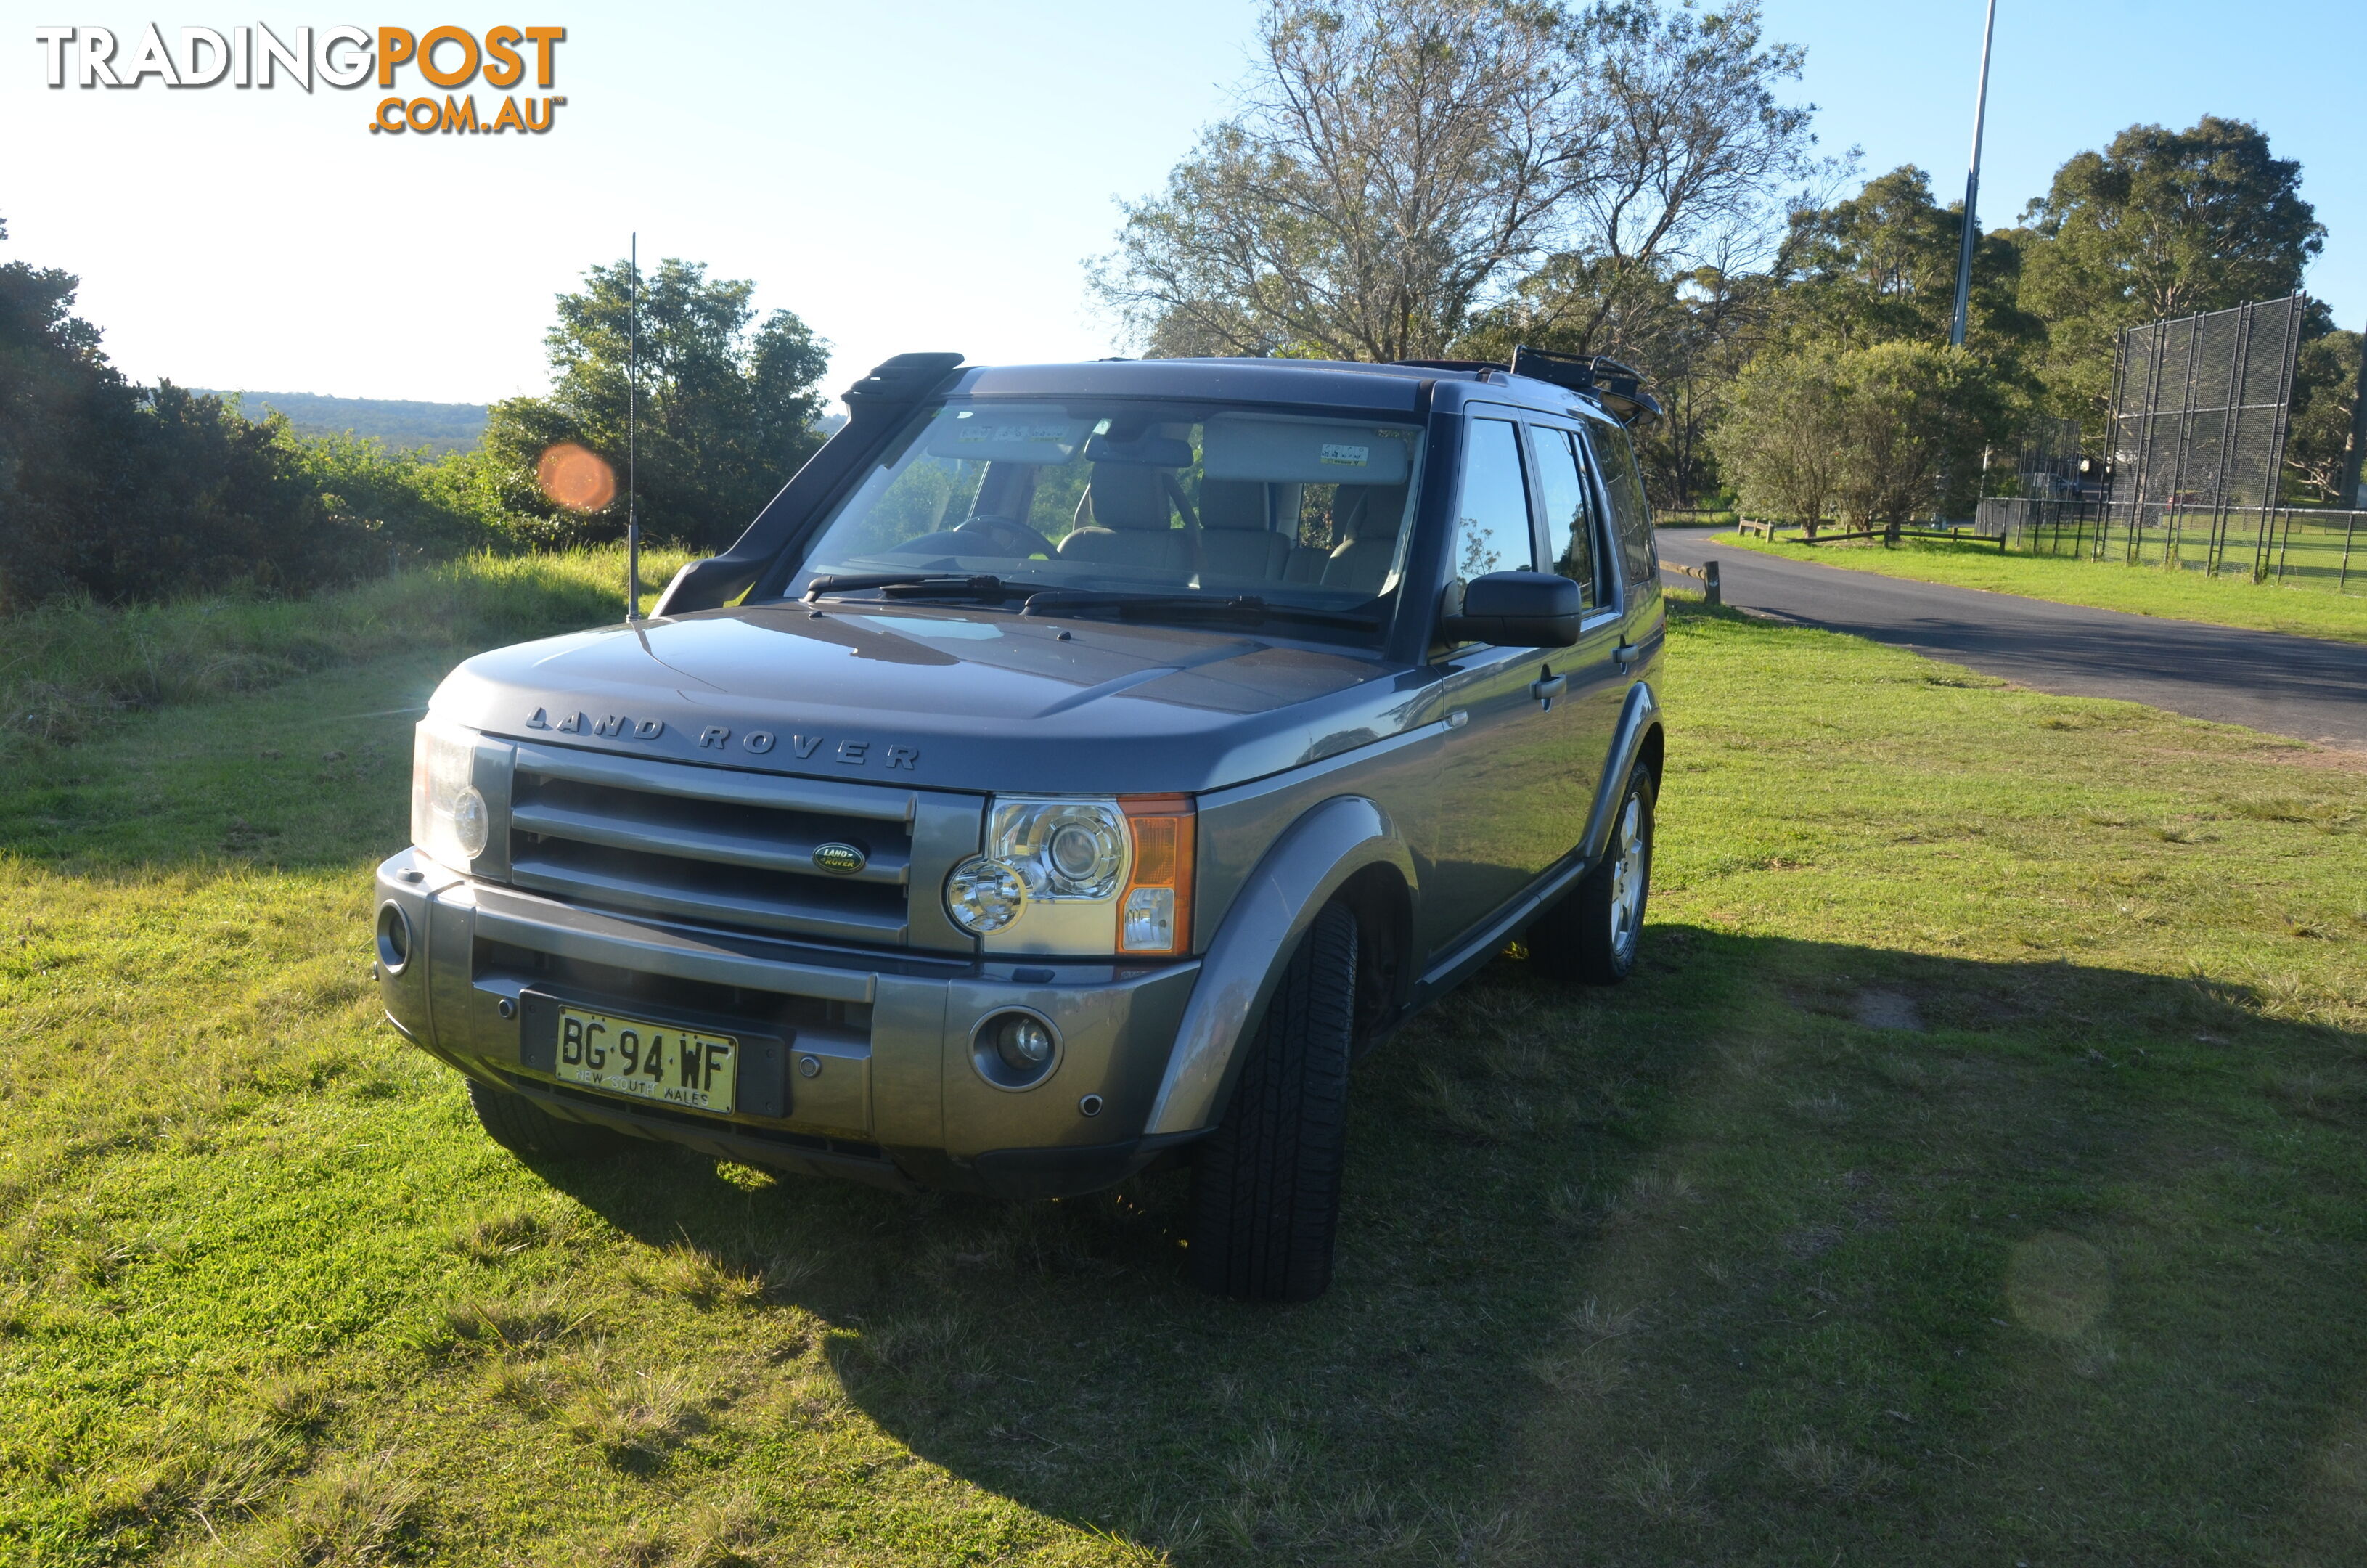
xmin=1529 ymin=761 xmax=1655 ymax=984
xmin=467 ymin=1076 xmax=624 ymax=1159
xmin=1187 ymin=901 xmax=1358 ymax=1303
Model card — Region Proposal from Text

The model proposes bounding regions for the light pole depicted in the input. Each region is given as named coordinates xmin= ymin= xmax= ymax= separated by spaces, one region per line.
xmin=1949 ymin=0 xmax=1999 ymax=350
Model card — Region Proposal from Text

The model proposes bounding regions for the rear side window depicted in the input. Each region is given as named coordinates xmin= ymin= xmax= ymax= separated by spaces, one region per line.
xmin=1528 ymin=425 xmax=1603 ymax=608
xmin=1452 ymin=417 xmax=1536 ymax=581
xmin=1590 ymin=422 xmax=1656 ymax=590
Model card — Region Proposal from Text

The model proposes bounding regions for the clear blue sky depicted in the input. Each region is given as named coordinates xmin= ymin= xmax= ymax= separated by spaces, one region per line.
xmin=1 ymin=1 xmax=2358 ymax=407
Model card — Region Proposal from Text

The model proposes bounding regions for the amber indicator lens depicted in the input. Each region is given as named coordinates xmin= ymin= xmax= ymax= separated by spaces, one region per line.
xmin=1117 ymin=796 xmax=1195 ymax=955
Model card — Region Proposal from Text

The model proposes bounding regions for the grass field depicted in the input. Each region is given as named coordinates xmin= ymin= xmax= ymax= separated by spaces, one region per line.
xmin=0 ymin=547 xmax=690 ymax=758
xmin=1714 ymin=531 xmax=2367 ymax=645
xmin=2 ymin=569 xmax=2364 ymax=1566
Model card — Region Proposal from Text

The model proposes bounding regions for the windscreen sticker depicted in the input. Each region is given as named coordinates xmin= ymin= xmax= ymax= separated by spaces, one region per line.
xmin=923 ymin=408 xmax=1090 ymax=464
xmin=1319 ymin=443 xmax=1370 ymax=467
xmin=948 ymin=422 xmax=1074 ymax=446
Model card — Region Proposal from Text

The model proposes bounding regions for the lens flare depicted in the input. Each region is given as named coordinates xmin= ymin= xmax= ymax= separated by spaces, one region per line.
xmin=536 ymin=442 xmax=616 ymax=512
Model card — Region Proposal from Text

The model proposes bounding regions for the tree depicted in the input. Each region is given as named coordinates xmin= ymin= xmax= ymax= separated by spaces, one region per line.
xmin=1831 ymin=342 xmax=2006 ymax=532
xmin=2018 ymin=118 xmax=2324 ymax=425
xmin=1714 ymin=340 xmax=2006 ymax=534
xmin=0 ymin=216 xmax=368 ymax=608
xmin=1455 ymin=1 xmax=1830 ymax=507
xmin=2284 ymin=327 xmax=2362 ymax=507
xmin=1476 ymin=0 xmax=1821 ymax=358
xmin=1468 ymin=258 xmax=1778 ymax=507
xmin=1098 ymin=0 xmax=1582 ymax=362
xmin=1604 ymin=166 xmax=2039 ymax=511
xmin=1095 ymin=0 xmax=1820 ymax=365
xmin=1770 ymin=166 xmax=2039 ymax=356
xmin=1713 ymin=343 xmax=1846 ymax=532
xmin=483 ymin=257 xmax=830 ymax=550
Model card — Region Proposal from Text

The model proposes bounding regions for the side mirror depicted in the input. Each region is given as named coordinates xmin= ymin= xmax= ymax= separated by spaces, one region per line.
xmin=1440 ymin=571 xmax=1582 ymax=648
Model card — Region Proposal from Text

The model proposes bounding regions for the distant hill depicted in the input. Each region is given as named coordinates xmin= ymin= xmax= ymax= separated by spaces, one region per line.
xmin=193 ymin=390 xmax=489 ymax=455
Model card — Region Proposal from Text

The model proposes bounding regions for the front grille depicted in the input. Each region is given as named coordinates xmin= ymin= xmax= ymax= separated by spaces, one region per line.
xmin=504 ymin=743 xmax=977 ymax=950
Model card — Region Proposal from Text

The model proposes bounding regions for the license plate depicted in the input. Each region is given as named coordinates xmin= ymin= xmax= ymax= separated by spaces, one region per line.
xmin=552 ymin=1005 xmax=738 ymax=1115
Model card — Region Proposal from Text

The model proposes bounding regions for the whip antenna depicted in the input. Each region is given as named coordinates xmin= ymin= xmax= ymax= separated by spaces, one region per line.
xmin=626 ymin=232 xmax=640 ymax=621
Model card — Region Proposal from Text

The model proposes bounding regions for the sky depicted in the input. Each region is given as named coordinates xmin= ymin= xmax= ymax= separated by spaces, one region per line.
xmin=2 ymin=1 xmax=2361 ymax=410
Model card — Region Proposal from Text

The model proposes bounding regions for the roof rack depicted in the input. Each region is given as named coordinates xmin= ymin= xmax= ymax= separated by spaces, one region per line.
xmin=1391 ymin=358 xmax=1507 ymax=375
xmin=1505 ymin=346 xmax=1662 ymax=425
xmin=1382 ymin=348 xmax=1661 ymax=423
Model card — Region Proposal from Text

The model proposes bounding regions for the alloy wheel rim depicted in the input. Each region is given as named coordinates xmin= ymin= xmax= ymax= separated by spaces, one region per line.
xmin=1608 ymin=796 xmax=1644 ymax=956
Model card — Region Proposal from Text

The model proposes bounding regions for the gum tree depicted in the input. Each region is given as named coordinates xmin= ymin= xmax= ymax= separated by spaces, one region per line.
xmin=1095 ymin=0 xmax=1822 ymax=366
xmin=2018 ymin=118 xmax=2324 ymax=425
xmin=484 ymin=257 xmax=831 ymax=550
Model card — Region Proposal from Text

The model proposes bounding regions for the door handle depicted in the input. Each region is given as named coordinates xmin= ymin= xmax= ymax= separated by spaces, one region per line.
xmin=1614 ymin=643 xmax=1641 ymax=667
xmin=1530 ymin=674 xmax=1567 ymax=706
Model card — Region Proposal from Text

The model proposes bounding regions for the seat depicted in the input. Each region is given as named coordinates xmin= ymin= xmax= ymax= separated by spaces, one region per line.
xmin=1056 ymin=465 xmax=1194 ymax=573
xmin=1320 ymin=484 xmax=1407 ymax=592
xmin=1198 ymin=480 xmax=1291 ymax=581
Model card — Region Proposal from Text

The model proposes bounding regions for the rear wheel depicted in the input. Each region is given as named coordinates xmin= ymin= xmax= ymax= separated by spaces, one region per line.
xmin=1187 ymin=902 xmax=1358 ymax=1303
xmin=1529 ymin=761 xmax=1654 ymax=984
xmin=467 ymin=1077 xmax=624 ymax=1159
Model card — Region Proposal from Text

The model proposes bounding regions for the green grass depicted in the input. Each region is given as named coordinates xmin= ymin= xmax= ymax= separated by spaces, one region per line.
xmin=0 ymin=545 xmax=690 ymax=755
xmin=2 ymin=573 xmax=2364 ymax=1565
xmin=1715 ymin=531 xmax=2367 ymax=644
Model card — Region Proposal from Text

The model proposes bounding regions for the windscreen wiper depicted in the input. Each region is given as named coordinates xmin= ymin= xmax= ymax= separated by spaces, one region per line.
xmin=1020 ymin=591 xmax=1381 ymax=631
xmin=802 ymin=573 xmax=1055 ymax=603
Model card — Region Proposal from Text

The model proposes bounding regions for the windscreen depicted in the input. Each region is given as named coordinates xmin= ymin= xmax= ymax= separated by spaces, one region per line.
xmin=782 ymin=400 xmax=1426 ymax=640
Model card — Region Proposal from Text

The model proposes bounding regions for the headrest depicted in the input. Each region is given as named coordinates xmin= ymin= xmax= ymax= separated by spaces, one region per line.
xmin=1198 ymin=479 xmax=1270 ymax=531
xmin=1084 ymin=432 xmax=1195 ymax=467
xmin=1084 ymin=465 xmax=1172 ymax=531
xmin=1333 ymin=484 xmax=1407 ymax=540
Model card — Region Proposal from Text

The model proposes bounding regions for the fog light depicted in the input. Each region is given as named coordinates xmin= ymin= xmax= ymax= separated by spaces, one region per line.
xmin=995 ymin=1013 xmax=1054 ymax=1071
xmin=375 ymin=902 xmax=412 ymax=974
xmin=971 ymin=1008 xmax=1060 ymax=1090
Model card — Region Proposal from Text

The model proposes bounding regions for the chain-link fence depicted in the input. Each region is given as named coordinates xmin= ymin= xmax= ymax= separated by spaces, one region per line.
xmin=2096 ymin=295 xmax=2306 ymax=575
xmin=2014 ymin=416 xmax=2089 ymax=500
xmin=1967 ymin=295 xmax=2360 ymax=587
xmin=1975 ymin=496 xmax=2367 ymax=594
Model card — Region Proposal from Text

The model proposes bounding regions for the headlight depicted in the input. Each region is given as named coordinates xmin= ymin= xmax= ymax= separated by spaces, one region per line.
xmin=412 ymin=716 xmax=504 ymax=873
xmin=990 ymin=799 xmax=1127 ymax=901
xmin=946 ymin=795 xmax=1194 ymax=956
xmin=946 ymin=856 xmax=1027 ymax=934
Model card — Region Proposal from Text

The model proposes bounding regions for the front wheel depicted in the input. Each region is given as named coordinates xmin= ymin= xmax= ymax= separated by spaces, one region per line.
xmin=1529 ymin=761 xmax=1655 ymax=984
xmin=1187 ymin=902 xmax=1358 ymax=1303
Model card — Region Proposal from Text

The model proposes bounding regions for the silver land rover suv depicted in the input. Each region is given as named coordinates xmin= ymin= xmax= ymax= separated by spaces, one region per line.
xmin=374 ymin=348 xmax=1667 ymax=1301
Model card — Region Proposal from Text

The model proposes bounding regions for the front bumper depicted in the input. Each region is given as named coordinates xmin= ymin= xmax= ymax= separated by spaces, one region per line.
xmin=373 ymin=848 xmax=1203 ymax=1198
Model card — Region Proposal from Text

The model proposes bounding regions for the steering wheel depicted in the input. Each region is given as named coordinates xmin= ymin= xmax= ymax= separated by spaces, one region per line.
xmin=952 ymin=514 xmax=1057 ymax=560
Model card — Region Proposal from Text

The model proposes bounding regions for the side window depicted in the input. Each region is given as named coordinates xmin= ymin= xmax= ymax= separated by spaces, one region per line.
xmin=1528 ymin=425 xmax=1603 ymax=608
xmin=1590 ymin=422 xmax=1656 ymax=590
xmin=1452 ymin=417 xmax=1536 ymax=583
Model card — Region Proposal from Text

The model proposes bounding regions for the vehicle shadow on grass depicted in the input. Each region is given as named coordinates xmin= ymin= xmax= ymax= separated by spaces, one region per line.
xmin=526 ymin=926 xmax=2367 ymax=1567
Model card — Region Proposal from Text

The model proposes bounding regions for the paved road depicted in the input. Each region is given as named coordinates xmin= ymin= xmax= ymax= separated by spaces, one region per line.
xmin=1657 ymin=532 xmax=2367 ymax=751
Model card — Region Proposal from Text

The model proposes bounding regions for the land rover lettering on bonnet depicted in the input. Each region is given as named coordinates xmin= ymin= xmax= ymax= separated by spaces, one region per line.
xmin=377 ymin=347 xmax=1667 ymax=1302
